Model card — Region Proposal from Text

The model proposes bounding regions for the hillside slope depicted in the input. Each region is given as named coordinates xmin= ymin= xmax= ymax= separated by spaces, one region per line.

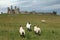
xmin=0 ymin=14 xmax=60 ymax=40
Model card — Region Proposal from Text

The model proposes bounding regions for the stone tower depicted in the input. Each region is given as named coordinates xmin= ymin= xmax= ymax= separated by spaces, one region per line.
xmin=7 ymin=7 xmax=11 ymax=14
xmin=15 ymin=6 xmax=20 ymax=14
xmin=10 ymin=5 xmax=14 ymax=14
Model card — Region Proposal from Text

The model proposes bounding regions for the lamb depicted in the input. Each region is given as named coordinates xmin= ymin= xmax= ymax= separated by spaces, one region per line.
xmin=26 ymin=22 xmax=31 ymax=31
xmin=34 ymin=25 xmax=41 ymax=35
xmin=19 ymin=25 xmax=25 ymax=37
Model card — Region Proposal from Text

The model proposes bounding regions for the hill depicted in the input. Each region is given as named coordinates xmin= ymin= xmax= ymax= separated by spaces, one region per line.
xmin=0 ymin=14 xmax=60 ymax=40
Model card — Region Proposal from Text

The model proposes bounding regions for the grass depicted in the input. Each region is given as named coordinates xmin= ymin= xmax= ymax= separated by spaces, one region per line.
xmin=0 ymin=14 xmax=60 ymax=40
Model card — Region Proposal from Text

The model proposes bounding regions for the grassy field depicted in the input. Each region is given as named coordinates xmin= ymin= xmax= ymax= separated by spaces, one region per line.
xmin=0 ymin=14 xmax=60 ymax=40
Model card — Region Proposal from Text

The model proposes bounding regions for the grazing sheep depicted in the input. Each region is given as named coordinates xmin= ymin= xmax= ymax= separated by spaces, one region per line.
xmin=37 ymin=27 xmax=41 ymax=35
xmin=34 ymin=25 xmax=41 ymax=35
xmin=34 ymin=25 xmax=38 ymax=33
xmin=26 ymin=22 xmax=31 ymax=31
xmin=19 ymin=25 xmax=25 ymax=37
xmin=41 ymin=20 xmax=46 ymax=23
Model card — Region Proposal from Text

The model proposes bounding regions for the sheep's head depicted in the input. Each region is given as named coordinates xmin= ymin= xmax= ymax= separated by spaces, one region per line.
xmin=20 ymin=25 xmax=22 ymax=27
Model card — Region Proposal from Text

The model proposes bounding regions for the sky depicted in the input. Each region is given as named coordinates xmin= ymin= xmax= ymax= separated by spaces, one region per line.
xmin=0 ymin=0 xmax=60 ymax=14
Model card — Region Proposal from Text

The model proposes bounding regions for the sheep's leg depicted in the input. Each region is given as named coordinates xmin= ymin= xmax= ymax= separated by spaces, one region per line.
xmin=38 ymin=31 xmax=41 ymax=36
xmin=27 ymin=27 xmax=32 ymax=31
xmin=22 ymin=32 xmax=25 ymax=37
xmin=34 ymin=31 xmax=41 ymax=36
xmin=20 ymin=32 xmax=25 ymax=38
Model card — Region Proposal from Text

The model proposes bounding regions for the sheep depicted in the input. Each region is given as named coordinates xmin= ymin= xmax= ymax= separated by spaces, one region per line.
xmin=19 ymin=25 xmax=25 ymax=37
xmin=34 ymin=25 xmax=38 ymax=33
xmin=41 ymin=20 xmax=46 ymax=23
xmin=34 ymin=25 xmax=41 ymax=35
xmin=37 ymin=27 xmax=41 ymax=35
xmin=26 ymin=22 xmax=31 ymax=31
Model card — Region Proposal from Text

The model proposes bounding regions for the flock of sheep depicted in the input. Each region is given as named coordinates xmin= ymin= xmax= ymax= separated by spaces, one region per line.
xmin=19 ymin=20 xmax=46 ymax=37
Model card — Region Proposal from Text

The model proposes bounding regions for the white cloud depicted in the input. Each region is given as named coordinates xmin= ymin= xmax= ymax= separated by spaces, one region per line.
xmin=20 ymin=0 xmax=39 ymax=7
xmin=0 ymin=0 xmax=18 ymax=8
xmin=41 ymin=4 xmax=60 ymax=10
xmin=20 ymin=1 xmax=29 ymax=5
xmin=0 ymin=0 xmax=60 ymax=14
xmin=0 ymin=0 xmax=19 ymax=13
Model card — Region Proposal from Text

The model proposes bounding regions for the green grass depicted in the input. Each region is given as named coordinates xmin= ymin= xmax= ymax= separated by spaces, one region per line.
xmin=0 ymin=14 xmax=60 ymax=40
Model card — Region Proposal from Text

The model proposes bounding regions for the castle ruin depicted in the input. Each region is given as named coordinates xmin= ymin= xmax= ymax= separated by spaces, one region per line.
xmin=7 ymin=6 xmax=20 ymax=14
xmin=6 ymin=5 xmax=57 ymax=15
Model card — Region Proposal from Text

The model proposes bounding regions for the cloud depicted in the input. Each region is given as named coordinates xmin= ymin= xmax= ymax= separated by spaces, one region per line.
xmin=0 ymin=0 xmax=60 ymax=14
xmin=0 ymin=0 xmax=19 ymax=8
xmin=41 ymin=4 xmax=60 ymax=10
xmin=0 ymin=0 xmax=19 ymax=13
xmin=20 ymin=0 xmax=60 ymax=13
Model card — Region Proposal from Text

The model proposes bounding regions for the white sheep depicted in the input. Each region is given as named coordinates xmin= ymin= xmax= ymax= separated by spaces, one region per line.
xmin=41 ymin=20 xmax=46 ymax=23
xmin=34 ymin=25 xmax=41 ymax=35
xmin=37 ymin=27 xmax=41 ymax=34
xmin=34 ymin=26 xmax=38 ymax=33
xmin=19 ymin=25 xmax=25 ymax=37
xmin=26 ymin=22 xmax=31 ymax=31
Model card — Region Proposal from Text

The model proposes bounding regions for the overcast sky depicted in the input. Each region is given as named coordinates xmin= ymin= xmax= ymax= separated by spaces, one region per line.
xmin=0 ymin=0 xmax=60 ymax=14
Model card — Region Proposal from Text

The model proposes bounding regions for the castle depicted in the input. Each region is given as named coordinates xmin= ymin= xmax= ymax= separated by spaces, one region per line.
xmin=5 ymin=6 xmax=56 ymax=15
xmin=7 ymin=6 xmax=20 ymax=14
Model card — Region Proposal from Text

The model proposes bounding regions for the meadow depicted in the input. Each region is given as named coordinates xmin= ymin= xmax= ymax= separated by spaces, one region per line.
xmin=0 ymin=14 xmax=60 ymax=40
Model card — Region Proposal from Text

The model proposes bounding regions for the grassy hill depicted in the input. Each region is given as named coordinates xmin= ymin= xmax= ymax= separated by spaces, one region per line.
xmin=0 ymin=14 xmax=60 ymax=40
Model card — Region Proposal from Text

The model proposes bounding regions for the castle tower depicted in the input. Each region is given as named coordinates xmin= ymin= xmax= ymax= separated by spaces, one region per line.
xmin=7 ymin=7 xmax=11 ymax=14
xmin=15 ymin=6 xmax=20 ymax=14
xmin=17 ymin=8 xmax=20 ymax=14
xmin=11 ymin=5 xmax=13 ymax=10
xmin=15 ymin=6 xmax=17 ymax=9
xmin=10 ymin=5 xmax=13 ymax=14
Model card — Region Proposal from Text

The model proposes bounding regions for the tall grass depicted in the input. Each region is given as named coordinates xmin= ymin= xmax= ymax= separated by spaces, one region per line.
xmin=0 ymin=14 xmax=60 ymax=40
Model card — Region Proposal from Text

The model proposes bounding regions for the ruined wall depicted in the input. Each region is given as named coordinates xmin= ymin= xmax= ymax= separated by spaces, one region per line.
xmin=7 ymin=6 xmax=20 ymax=14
